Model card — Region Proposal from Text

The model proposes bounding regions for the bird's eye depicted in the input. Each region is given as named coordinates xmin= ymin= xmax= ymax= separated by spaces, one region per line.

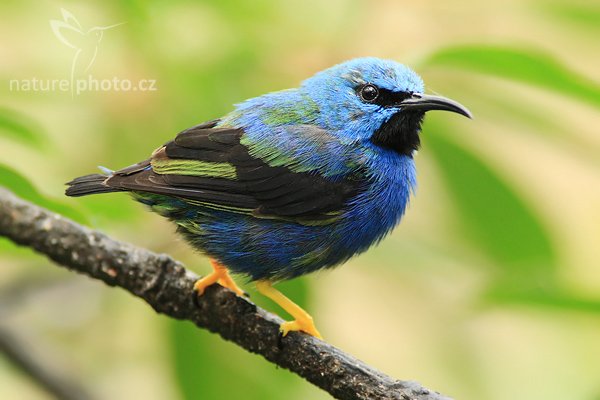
xmin=359 ymin=84 xmax=379 ymax=102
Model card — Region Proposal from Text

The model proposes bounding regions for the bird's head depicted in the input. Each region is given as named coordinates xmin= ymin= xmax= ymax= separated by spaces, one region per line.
xmin=302 ymin=57 xmax=471 ymax=155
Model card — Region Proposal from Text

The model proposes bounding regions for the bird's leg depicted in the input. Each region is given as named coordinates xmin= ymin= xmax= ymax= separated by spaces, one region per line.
xmin=194 ymin=259 xmax=245 ymax=297
xmin=216 ymin=267 xmax=247 ymax=297
xmin=255 ymin=280 xmax=322 ymax=339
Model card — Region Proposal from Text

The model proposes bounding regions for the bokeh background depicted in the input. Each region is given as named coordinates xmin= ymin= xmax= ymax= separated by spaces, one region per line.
xmin=1 ymin=0 xmax=599 ymax=399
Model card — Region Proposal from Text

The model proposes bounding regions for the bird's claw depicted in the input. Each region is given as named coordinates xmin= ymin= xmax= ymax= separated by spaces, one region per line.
xmin=217 ymin=277 xmax=246 ymax=297
xmin=280 ymin=318 xmax=323 ymax=339
xmin=193 ymin=276 xmax=216 ymax=296
xmin=193 ymin=259 xmax=246 ymax=298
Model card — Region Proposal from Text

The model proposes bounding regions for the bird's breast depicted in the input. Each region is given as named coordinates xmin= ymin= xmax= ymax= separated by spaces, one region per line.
xmin=336 ymin=152 xmax=416 ymax=256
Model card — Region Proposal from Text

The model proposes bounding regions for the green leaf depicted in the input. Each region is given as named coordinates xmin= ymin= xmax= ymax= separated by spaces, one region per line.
xmin=0 ymin=163 xmax=88 ymax=225
xmin=168 ymin=321 xmax=272 ymax=400
xmin=543 ymin=3 xmax=600 ymax=30
xmin=486 ymin=286 xmax=600 ymax=313
xmin=0 ymin=107 xmax=46 ymax=149
xmin=425 ymin=120 xmax=556 ymax=286
xmin=167 ymin=320 xmax=308 ymax=400
xmin=424 ymin=45 xmax=600 ymax=108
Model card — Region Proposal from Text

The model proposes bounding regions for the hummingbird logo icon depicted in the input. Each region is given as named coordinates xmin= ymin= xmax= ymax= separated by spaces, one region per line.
xmin=50 ymin=8 xmax=123 ymax=94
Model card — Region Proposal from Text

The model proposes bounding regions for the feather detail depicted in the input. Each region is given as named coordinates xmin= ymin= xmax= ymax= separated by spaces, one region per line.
xmin=151 ymin=156 xmax=237 ymax=179
xmin=79 ymin=124 xmax=363 ymax=225
xmin=65 ymin=174 xmax=119 ymax=196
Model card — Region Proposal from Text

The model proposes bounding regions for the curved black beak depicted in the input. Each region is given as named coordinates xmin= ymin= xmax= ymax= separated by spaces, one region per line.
xmin=399 ymin=93 xmax=472 ymax=119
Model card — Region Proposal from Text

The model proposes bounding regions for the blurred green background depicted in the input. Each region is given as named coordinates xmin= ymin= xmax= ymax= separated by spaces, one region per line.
xmin=1 ymin=0 xmax=600 ymax=399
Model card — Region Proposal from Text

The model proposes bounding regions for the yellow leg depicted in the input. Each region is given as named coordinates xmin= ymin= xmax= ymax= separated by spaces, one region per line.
xmin=255 ymin=280 xmax=322 ymax=339
xmin=194 ymin=259 xmax=245 ymax=297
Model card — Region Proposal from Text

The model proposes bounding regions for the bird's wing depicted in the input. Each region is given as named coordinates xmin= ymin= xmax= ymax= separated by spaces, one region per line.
xmin=104 ymin=120 xmax=362 ymax=224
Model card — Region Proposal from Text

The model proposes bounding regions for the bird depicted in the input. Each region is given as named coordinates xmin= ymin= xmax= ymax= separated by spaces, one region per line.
xmin=66 ymin=58 xmax=471 ymax=339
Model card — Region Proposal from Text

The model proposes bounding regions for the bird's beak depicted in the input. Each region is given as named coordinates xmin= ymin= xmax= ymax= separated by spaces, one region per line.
xmin=399 ymin=93 xmax=472 ymax=119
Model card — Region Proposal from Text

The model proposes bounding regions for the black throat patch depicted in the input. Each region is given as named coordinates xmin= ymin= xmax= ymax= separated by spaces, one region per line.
xmin=370 ymin=111 xmax=424 ymax=156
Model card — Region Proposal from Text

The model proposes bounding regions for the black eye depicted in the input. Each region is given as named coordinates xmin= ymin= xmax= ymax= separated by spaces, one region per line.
xmin=359 ymin=84 xmax=379 ymax=102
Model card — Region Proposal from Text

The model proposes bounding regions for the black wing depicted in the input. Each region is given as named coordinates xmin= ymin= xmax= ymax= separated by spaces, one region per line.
xmin=103 ymin=120 xmax=362 ymax=223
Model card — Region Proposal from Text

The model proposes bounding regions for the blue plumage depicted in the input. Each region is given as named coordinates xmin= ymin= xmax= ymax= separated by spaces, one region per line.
xmin=67 ymin=57 xmax=470 ymax=337
xmin=175 ymin=152 xmax=415 ymax=281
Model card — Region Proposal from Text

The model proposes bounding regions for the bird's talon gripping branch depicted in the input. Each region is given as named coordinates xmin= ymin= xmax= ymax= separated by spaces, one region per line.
xmin=256 ymin=280 xmax=323 ymax=339
xmin=280 ymin=318 xmax=322 ymax=339
xmin=194 ymin=259 xmax=245 ymax=297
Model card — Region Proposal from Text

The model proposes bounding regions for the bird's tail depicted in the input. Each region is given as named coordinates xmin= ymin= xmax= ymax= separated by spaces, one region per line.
xmin=65 ymin=174 xmax=119 ymax=197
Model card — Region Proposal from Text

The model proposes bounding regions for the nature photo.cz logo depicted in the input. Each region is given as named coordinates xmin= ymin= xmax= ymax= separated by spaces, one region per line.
xmin=9 ymin=8 xmax=157 ymax=96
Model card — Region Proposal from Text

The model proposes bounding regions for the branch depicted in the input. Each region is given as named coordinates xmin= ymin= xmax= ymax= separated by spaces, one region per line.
xmin=0 ymin=188 xmax=452 ymax=400
xmin=0 ymin=325 xmax=94 ymax=400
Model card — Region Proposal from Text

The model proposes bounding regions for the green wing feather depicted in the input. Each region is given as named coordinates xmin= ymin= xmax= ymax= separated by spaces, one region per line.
xmin=104 ymin=121 xmax=361 ymax=225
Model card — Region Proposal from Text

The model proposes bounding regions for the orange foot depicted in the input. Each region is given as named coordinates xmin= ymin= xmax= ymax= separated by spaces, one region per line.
xmin=255 ymin=280 xmax=322 ymax=339
xmin=194 ymin=259 xmax=245 ymax=297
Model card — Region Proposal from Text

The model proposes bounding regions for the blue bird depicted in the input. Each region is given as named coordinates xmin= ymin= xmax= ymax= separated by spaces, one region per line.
xmin=66 ymin=58 xmax=471 ymax=338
